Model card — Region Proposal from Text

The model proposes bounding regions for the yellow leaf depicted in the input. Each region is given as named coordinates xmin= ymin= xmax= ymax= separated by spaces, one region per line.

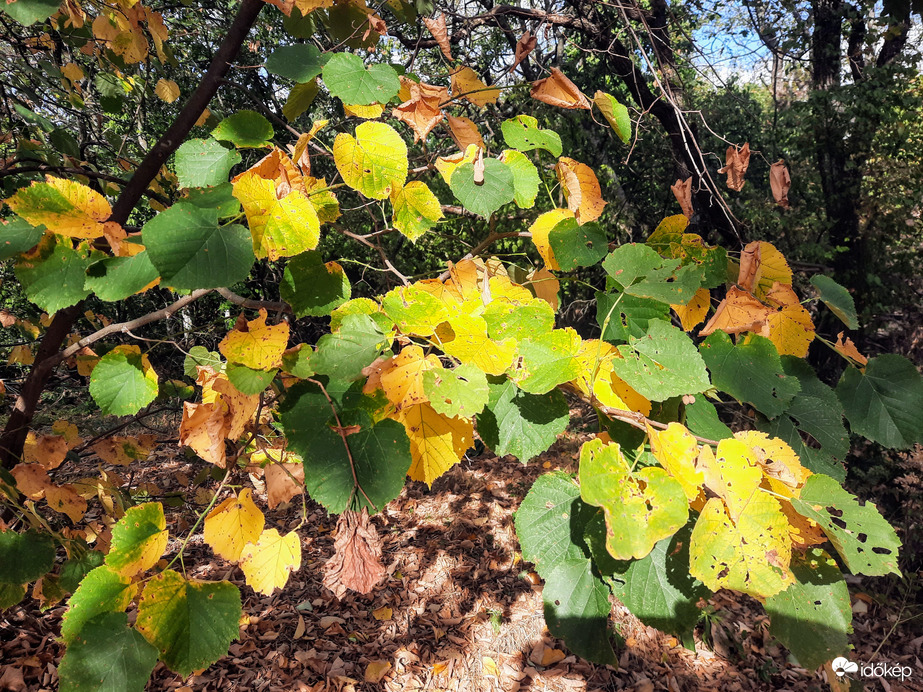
xmin=51 ymin=420 xmax=81 ymax=448
xmin=204 ymin=489 xmax=265 ymax=562
xmin=555 ymin=157 xmax=606 ymax=223
xmin=344 ymin=103 xmax=385 ymax=119
xmin=540 ymin=648 xmax=566 ymax=666
xmin=482 ymin=656 xmax=500 ymax=677
xmin=528 ymin=208 xmax=574 ymax=271
xmin=734 ymin=430 xmax=811 ymax=496
xmin=333 ymin=121 xmax=408 ymax=200
xmin=530 ymin=67 xmax=590 ymax=109
xmin=371 ymin=606 xmax=392 ymax=620
xmin=179 ymin=401 xmax=229 ymax=467
xmin=219 ymin=308 xmax=290 ymax=370
xmin=154 ymin=78 xmax=180 ymax=103
xmin=647 ymin=423 xmax=704 ymax=501
xmin=450 ymin=66 xmax=499 ymax=107
xmin=737 ymin=240 xmax=792 ymax=297
xmin=698 ymin=439 xmax=762 ymax=522
xmin=439 ymin=313 xmax=518 ymax=376
xmin=365 ymin=660 xmax=392 ymax=683
xmin=445 ymin=114 xmax=484 ymax=152
xmin=399 ymin=402 xmax=473 ymax=486
xmin=8 ymin=344 xmax=34 ymax=366
xmin=762 ymin=282 xmax=815 ymax=357
xmin=231 ymin=148 xmax=321 ymax=260
xmin=671 ymin=287 xmax=710 ymax=331
xmin=572 ymin=340 xmax=651 ymax=415
xmin=5 ymin=176 xmax=111 ymax=239
xmin=212 ymin=376 xmax=260 ymax=439
xmin=379 ymin=345 xmax=441 ymax=411
xmin=239 ymin=528 xmax=302 ymax=595
xmin=61 ymin=63 xmax=85 ymax=83
xmin=435 ymin=144 xmax=478 ymax=185
xmin=391 ymin=180 xmax=443 ymax=242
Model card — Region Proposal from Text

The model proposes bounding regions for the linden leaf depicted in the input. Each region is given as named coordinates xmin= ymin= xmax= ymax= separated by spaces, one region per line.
xmin=89 ymin=345 xmax=159 ymax=416
xmin=700 ymin=286 xmax=770 ymax=336
xmin=343 ymin=103 xmax=385 ymax=119
xmin=391 ymin=181 xmax=443 ymax=242
xmin=392 ymin=89 xmax=444 ymax=142
xmin=734 ymin=430 xmax=810 ymax=496
xmin=45 ymin=484 xmax=87 ymax=523
xmin=500 ymin=149 xmax=540 ymax=209
xmin=399 ymin=402 xmax=472 ymax=486
xmin=422 ymin=13 xmax=452 ymax=60
xmin=500 ymin=115 xmax=563 ymax=157
xmin=718 ymin=143 xmax=751 ymax=191
xmin=450 ymin=66 xmax=499 ymax=107
xmin=528 ymin=208 xmax=574 ymax=271
xmin=510 ymin=328 xmax=583 ymax=395
xmin=530 ymin=68 xmax=590 ymax=110
xmin=378 ymin=345 xmax=441 ymax=412
xmin=422 ymin=363 xmax=490 ymax=418
xmin=647 ymin=422 xmax=703 ymax=501
xmin=434 ymin=143 xmax=479 ymax=185
xmin=689 ymin=495 xmax=794 ymax=598
xmin=571 ymin=339 xmax=651 ymax=415
xmin=219 ymin=308 xmax=289 ymax=371
xmin=439 ymin=313 xmax=518 ymax=376
xmin=555 ymin=157 xmax=606 ymax=223
xmin=5 ymin=177 xmax=111 ymax=239
xmin=381 ymin=283 xmax=449 ymax=336
xmin=203 ymin=489 xmax=265 ymax=562
xmin=61 ymin=566 xmax=136 ymax=643
xmin=239 ymin=528 xmax=302 ymax=595
xmin=738 ymin=240 xmax=792 ymax=297
xmin=579 ymin=438 xmax=688 ymax=560
xmin=333 ymin=121 xmax=408 ymax=200
xmin=92 ymin=435 xmax=157 ymax=466
xmin=697 ymin=439 xmax=763 ymax=522
xmin=446 ymin=114 xmax=484 ymax=151
xmin=593 ymin=90 xmax=631 ymax=143
xmin=450 ymin=158 xmax=515 ymax=218
xmin=769 ymin=160 xmax=792 ymax=208
xmin=763 ymin=282 xmax=816 ymax=358
xmin=154 ymin=78 xmax=180 ymax=103
xmin=106 ymin=502 xmax=168 ymax=578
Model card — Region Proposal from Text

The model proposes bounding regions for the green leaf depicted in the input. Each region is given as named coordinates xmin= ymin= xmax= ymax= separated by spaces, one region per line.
xmin=0 ymin=529 xmax=55 ymax=583
xmin=596 ymin=291 xmax=670 ymax=342
xmin=764 ymin=549 xmax=851 ymax=671
xmin=61 ymin=566 xmax=135 ymax=643
xmin=790 ymin=474 xmax=902 ymax=577
xmin=0 ymin=0 xmax=60 ymax=25
xmin=281 ymin=344 xmax=314 ymax=379
xmin=58 ymin=612 xmax=159 ymax=692
xmin=609 ymin=320 xmax=711 ymax=401
xmin=266 ymin=44 xmax=328 ymax=83
xmin=593 ymin=91 xmax=631 ymax=144
xmin=500 ymin=115 xmax=563 ymax=157
xmin=810 ymin=275 xmax=858 ymax=330
xmin=106 ymin=503 xmax=167 ymax=578
xmin=322 ymin=52 xmax=400 ymax=105
xmin=836 ymin=354 xmax=923 ymax=449
xmin=477 ymin=379 xmax=569 ymax=463
xmin=185 ymin=183 xmax=241 ymax=218
xmin=311 ymin=313 xmax=390 ymax=381
xmin=136 ymin=570 xmax=241 ymax=677
xmin=183 ymin=346 xmax=222 ymax=379
xmin=483 ymin=299 xmax=556 ymax=342
xmin=515 ymin=471 xmax=598 ymax=577
xmin=604 ymin=524 xmax=710 ymax=641
xmin=89 ymin=347 xmax=159 ymax=416
xmin=450 ymin=159 xmax=515 ymax=218
xmin=760 ymin=357 xmax=848 ymax=481
xmin=684 ymin=398 xmax=733 ymax=441
xmin=84 ymin=252 xmax=159 ymax=302
xmin=280 ymin=251 xmax=351 ymax=318
xmin=547 ymin=219 xmax=608 ymax=271
xmin=391 ymin=181 xmax=443 ymax=242
xmin=333 ymin=121 xmax=408 ymax=199
xmin=603 ymin=243 xmax=665 ymax=287
xmin=0 ymin=216 xmax=44 ymax=259
xmin=579 ymin=438 xmax=688 ymax=560
xmin=142 ymin=202 xmax=254 ymax=290
xmin=59 ymin=551 xmax=105 ymax=593
xmin=381 ymin=283 xmax=447 ymax=335
xmin=699 ymin=332 xmax=800 ymax=418
xmin=602 ymin=243 xmax=701 ymax=304
xmin=0 ymin=583 xmax=26 ymax=610
xmin=174 ymin=139 xmax=242 ymax=189
xmin=423 ymin=364 xmax=489 ymax=418
xmin=283 ymin=81 xmax=320 ymax=121
xmin=211 ymin=110 xmax=274 ymax=148
xmin=15 ymin=242 xmax=94 ymax=313
xmin=543 ymin=557 xmax=617 ymax=665
xmin=512 ymin=329 xmax=583 ymax=395
xmin=500 ymin=150 xmax=539 ymax=209
xmin=281 ymin=384 xmax=411 ymax=513
xmin=226 ymin=363 xmax=277 ymax=395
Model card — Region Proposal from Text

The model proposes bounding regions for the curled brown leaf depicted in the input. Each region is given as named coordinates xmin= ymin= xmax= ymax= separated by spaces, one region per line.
xmin=324 ymin=509 xmax=386 ymax=598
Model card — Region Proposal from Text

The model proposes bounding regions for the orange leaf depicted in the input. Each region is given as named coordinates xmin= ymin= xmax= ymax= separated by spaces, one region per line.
xmin=530 ymin=68 xmax=590 ymax=110
xmin=45 ymin=483 xmax=87 ymax=522
xmin=700 ymin=286 xmax=771 ymax=336
xmin=11 ymin=463 xmax=52 ymax=500
xmin=446 ymin=114 xmax=484 ymax=152
xmin=422 ymin=13 xmax=452 ymax=60
xmin=835 ymin=332 xmax=868 ymax=367
xmin=770 ymin=160 xmax=791 ymax=208
xmin=392 ymin=96 xmax=444 ymax=143
xmin=671 ymin=177 xmax=693 ymax=218
xmin=379 ymin=345 xmax=441 ymax=411
xmin=23 ymin=432 xmax=68 ymax=470
xmin=450 ymin=67 xmax=499 ymax=107
xmin=762 ymin=282 xmax=815 ymax=357
xmin=555 ymin=157 xmax=606 ymax=223
xmin=526 ymin=266 xmax=560 ymax=311
xmin=219 ymin=308 xmax=289 ymax=371
xmin=737 ymin=240 xmax=792 ymax=297
xmin=179 ymin=401 xmax=229 ymax=468
xmin=718 ymin=143 xmax=750 ymax=191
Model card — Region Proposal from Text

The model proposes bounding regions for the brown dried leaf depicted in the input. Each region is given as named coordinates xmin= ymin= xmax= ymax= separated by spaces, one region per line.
xmin=512 ymin=30 xmax=536 ymax=71
xmin=265 ymin=463 xmax=305 ymax=509
xmin=718 ymin=143 xmax=750 ymax=191
xmin=323 ymin=509 xmax=385 ymax=598
xmin=11 ymin=463 xmax=52 ymax=500
xmin=835 ymin=331 xmax=868 ymax=367
xmin=446 ymin=114 xmax=484 ymax=152
xmin=670 ymin=177 xmax=693 ymax=218
xmin=770 ymin=160 xmax=791 ymax=208
xmin=423 ymin=13 xmax=452 ymax=61
xmin=530 ymin=68 xmax=590 ymax=110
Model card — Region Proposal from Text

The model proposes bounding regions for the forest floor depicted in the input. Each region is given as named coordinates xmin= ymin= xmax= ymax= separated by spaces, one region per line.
xmin=1 ymin=404 xmax=922 ymax=692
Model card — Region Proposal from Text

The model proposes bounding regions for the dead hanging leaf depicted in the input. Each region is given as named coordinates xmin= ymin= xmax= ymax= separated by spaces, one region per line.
xmin=0 ymin=310 xmax=16 ymax=327
xmin=530 ymin=68 xmax=591 ymax=110
xmin=423 ymin=13 xmax=452 ymax=61
xmin=835 ymin=331 xmax=868 ymax=367
xmin=700 ymin=286 xmax=771 ymax=337
xmin=446 ymin=114 xmax=484 ymax=152
xmin=718 ymin=142 xmax=750 ymax=191
xmin=450 ymin=67 xmax=500 ymax=107
xmin=323 ymin=509 xmax=386 ymax=599
xmin=179 ymin=401 xmax=229 ymax=468
xmin=671 ymin=177 xmax=694 ymax=218
xmin=264 ymin=462 xmax=305 ymax=509
xmin=770 ymin=160 xmax=791 ymax=208
xmin=472 ymin=147 xmax=486 ymax=185
xmin=555 ymin=157 xmax=606 ymax=223
xmin=393 ymin=96 xmax=443 ymax=143
xmin=512 ymin=30 xmax=537 ymax=71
